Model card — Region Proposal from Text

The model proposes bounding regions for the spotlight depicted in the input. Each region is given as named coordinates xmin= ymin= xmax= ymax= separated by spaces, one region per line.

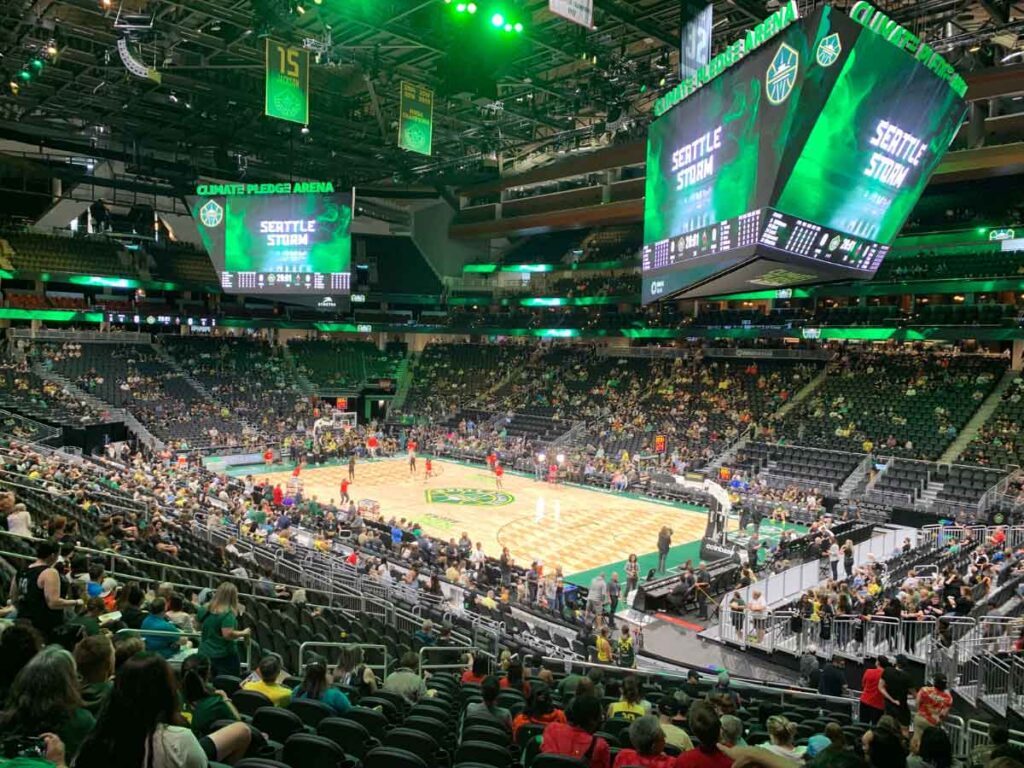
xmin=538 ymin=453 xmax=546 ymax=462
xmin=556 ymin=453 xmax=565 ymax=465
xmin=491 ymin=12 xmax=504 ymax=26
xmin=168 ymin=91 xmax=179 ymax=103
xmin=313 ymin=0 xmax=322 ymax=4
xmin=29 ymin=58 xmax=44 ymax=70
xmin=295 ymin=3 xmax=305 ymax=12
xmin=514 ymin=22 xmax=523 ymax=32
xmin=301 ymin=124 xmax=310 ymax=134
xmin=456 ymin=2 xmax=466 ymax=10
xmin=46 ymin=42 xmax=58 ymax=56
xmin=504 ymin=22 xmax=512 ymax=31
xmin=659 ymin=75 xmax=666 ymax=86
xmin=467 ymin=2 xmax=476 ymax=12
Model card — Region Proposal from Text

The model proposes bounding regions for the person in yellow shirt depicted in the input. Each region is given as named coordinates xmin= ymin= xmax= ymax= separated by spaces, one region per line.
xmin=596 ymin=626 xmax=614 ymax=664
xmin=240 ymin=655 xmax=292 ymax=706
xmin=607 ymin=675 xmax=649 ymax=721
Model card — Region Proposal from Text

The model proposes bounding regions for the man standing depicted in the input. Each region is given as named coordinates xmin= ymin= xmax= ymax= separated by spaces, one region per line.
xmin=747 ymin=532 xmax=760 ymax=571
xmin=694 ymin=562 xmax=711 ymax=620
xmin=819 ymin=655 xmax=846 ymax=697
xmin=348 ymin=454 xmax=356 ymax=482
xmin=879 ymin=654 xmax=912 ymax=733
xmin=339 ymin=477 xmax=351 ymax=505
xmin=608 ymin=573 xmax=621 ymax=616
xmin=657 ymin=527 xmax=672 ymax=573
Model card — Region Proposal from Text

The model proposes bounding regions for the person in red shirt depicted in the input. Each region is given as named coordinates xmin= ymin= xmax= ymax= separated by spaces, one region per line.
xmin=914 ymin=673 xmax=952 ymax=733
xmin=424 ymin=457 xmax=433 ymax=481
xmin=541 ymin=694 xmax=610 ymax=768
xmin=461 ymin=656 xmax=489 ymax=685
xmin=548 ymin=463 xmax=558 ymax=484
xmin=511 ymin=688 xmax=566 ymax=741
xmin=366 ymin=435 xmax=379 ymax=457
xmin=292 ymin=464 xmax=301 ymax=478
xmin=495 ymin=464 xmax=504 ymax=489
xmin=345 ymin=549 xmax=359 ymax=567
xmin=674 ymin=701 xmax=732 ymax=768
xmin=272 ymin=484 xmax=284 ymax=507
xmin=613 ymin=715 xmax=676 ymax=768
xmin=263 ymin=448 xmax=273 ymax=466
xmin=340 ymin=478 xmax=351 ymax=504
xmin=859 ymin=656 xmax=887 ymax=724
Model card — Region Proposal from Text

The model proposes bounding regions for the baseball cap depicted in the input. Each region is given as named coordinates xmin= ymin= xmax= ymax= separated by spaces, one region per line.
xmin=807 ymin=735 xmax=832 ymax=757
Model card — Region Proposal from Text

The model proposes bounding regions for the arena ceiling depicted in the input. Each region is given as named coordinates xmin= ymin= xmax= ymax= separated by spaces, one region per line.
xmin=0 ymin=0 xmax=1022 ymax=189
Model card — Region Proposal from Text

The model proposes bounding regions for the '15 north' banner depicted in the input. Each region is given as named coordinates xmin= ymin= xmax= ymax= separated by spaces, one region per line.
xmin=265 ymin=39 xmax=310 ymax=125
xmin=398 ymin=81 xmax=434 ymax=156
xmin=549 ymin=0 xmax=593 ymax=28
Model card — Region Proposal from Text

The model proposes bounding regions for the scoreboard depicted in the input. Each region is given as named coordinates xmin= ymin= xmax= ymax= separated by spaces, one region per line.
xmin=188 ymin=184 xmax=352 ymax=296
xmin=642 ymin=3 xmax=967 ymax=301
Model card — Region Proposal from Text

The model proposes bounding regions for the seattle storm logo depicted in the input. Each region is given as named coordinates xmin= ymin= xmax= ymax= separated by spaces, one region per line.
xmin=199 ymin=199 xmax=223 ymax=228
xmin=816 ymin=33 xmax=841 ymax=67
xmin=766 ymin=43 xmax=799 ymax=105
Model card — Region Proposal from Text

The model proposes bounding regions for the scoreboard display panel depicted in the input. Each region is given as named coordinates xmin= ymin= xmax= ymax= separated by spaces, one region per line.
xmin=642 ymin=3 xmax=967 ymax=301
xmin=189 ymin=189 xmax=352 ymax=295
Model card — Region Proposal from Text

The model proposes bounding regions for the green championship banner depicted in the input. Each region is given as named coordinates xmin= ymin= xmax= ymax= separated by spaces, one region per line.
xmin=398 ymin=81 xmax=434 ymax=156
xmin=265 ymin=39 xmax=310 ymax=125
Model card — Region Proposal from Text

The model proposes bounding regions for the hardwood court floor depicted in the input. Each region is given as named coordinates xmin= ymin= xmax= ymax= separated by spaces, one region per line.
xmin=255 ymin=458 xmax=709 ymax=576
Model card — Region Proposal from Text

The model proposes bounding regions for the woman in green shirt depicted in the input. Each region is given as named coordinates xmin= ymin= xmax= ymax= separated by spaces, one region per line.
xmin=0 ymin=646 xmax=96 ymax=761
xmin=197 ymin=582 xmax=251 ymax=677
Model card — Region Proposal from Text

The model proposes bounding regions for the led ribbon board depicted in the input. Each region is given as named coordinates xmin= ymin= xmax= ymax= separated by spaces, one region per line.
xmin=642 ymin=3 xmax=968 ymax=302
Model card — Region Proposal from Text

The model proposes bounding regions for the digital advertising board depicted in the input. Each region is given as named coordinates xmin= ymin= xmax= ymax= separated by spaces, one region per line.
xmin=642 ymin=2 xmax=968 ymax=301
xmin=189 ymin=181 xmax=352 ymax=295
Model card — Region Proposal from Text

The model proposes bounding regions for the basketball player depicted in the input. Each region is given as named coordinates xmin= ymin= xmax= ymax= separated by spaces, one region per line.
xmin=348 ymin=454 xmax=356 ymax=482
xmin=494 ymin=463 xmax=504 ymax=489
xmin=407 ymin=438 xmax=417 ymax=475
xmin=424 ymin=457 xmax=433 ymax=481
xmin=340 ymin=477 xmax=351 ymax=504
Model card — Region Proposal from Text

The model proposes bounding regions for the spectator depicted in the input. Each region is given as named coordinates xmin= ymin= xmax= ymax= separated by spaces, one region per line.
xmin=196 ymin=582 xmax=250 ymax=677
xmin=675 ymin=701 xmax=732 ymax=768
xmin=7 ymin=501 xmax=32 ymax=537
xmin=241 ymin=656 xmax=292 ymax=706
xmin=608 ymin=674 xmax=649 ymax=720
xmin=462 ymin=655 xmax=489 ymax=685
xmin=68 ymin=598 xmax=107 ymax=637
xmin=863 ymin=725 xmax=908 ymax=768
xmin=909 ymin=727 xmax=952 ymax=768
xmin=293 ymin=658 xmax=352 ymax=715
xmin=501 ymin=661 xmax=531 ymax=697
xmin=764 ymin=715 xmax=803 ymax=764
xmin=335 ymin=644 xmax=378 ymax=697
xmin=879 ymin=655 xmax=912 ymax=733
xmin=73 ymin=635 xmax=115 ymax=717
xmin=165 ymin=593 xmax=197 ymax=633
xmin=800 ymin=645 xmax=820 ymax=689
xmin=119 ymin=586 xmax=146 ymax=631
xmin=861 ymin=656 xmax=888 ymax=725
xmin=180 ymin=654 xmax=241 ymax=735
xmin=0 ymin=645 xmax=96 ymax=760
xmin=914 ymin=674 xmax=952 ymax=734
xmin=613 ymin=714 xmax=675 ymax=768
xmin=657 ymin=695 xmax=693 ymax=751
xmin=11 ymin=539 xmax=82 ymax=641
xmin=512 ymin=688 xmax=567 ymax=740
xmin=412 ymin=619 xmax=437 ymax=650
xmin=466 ymin=675 xmax=513 ymax=731
xmin=141 ymin=598 xmax=182 ymax=659
xmin=720 ymin=715 xmax=746 ymax=748
xmin=76 ymin=652 xmax=250 ymax=768
xmin=540 ymin=693 xmax=611 ymax=768
xmin=819 ymin=656 xmax=846 ymax=697
xmin=0 ymin=622 xmax=44 ymax=702
xmin=382 ymin=651 xmax=428 ymax=704
xmin=112 ymin=635 xmax=144 ymax=673
xmin=712 ymin=671 xmax=741 ymax=709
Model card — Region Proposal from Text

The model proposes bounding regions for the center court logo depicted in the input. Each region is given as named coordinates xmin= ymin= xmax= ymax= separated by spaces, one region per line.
xmin=199 ymin=199 xmax=223 ymax=228
xmin=766 ymin=43 xmax=799 ymax=104
xmin=426 ymin=488 xmax=514 ymax=507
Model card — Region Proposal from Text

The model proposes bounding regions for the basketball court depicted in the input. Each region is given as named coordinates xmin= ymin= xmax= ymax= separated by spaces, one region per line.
xmin=251 ymin=457 xmax=710 ymax=578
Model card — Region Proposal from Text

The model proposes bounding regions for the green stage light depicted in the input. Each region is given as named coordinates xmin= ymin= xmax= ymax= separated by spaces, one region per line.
xmin=455 ymin=2 xmax=466 ymax=10
xmin=514 ymin=22 xmax=523 ymax=32
xmin=18 ymin=69 xmax=31 ymax=81
xmin=466 ymin=2 xmax=476 ymax=12
xmin=491 ymin=12 xmax=504 ymax=26
xmin=504 ymin=22 xmax=512 ymax=30
xmin=30 ymin=58 xmax=44 ymax=70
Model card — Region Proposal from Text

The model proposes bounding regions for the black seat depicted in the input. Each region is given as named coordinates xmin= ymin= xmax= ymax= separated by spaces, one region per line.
xmin=360 ymin=695 xmax=401 ymax=724
xmin=282 ymin=733 xmax=352 ymax=768
xmin=213 ymin=675 xmax=243 ymax=695
xmin=234 ymin=760 xmax=290 ymax=768
xmin=384 ymin=727 xmax=444 ymax=764
xmin=454 ymin=740 xmax=512 ymax=768
xmin=253 ymin=707 xmax=306 ymax=744
xmin=287 ymin=699 xmax=335 ymax=728
xmin=462 ymin=725 xmax=510 ymax=747
xmin=318 ymin=717 xmax=380 ymax=759
xmin=341 ymin=705 xmax=390 ymax=738
xmin=363 ymin=746 xmax=429 ymax=768
xmin=232 ymin=690 xmax=274 ymax=718
xmin=531 ymin=755 xmax=590 ymax=768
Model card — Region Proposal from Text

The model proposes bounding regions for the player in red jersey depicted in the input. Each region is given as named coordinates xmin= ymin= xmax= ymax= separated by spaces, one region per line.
xmin=548 ymin=463 xmax=558 ymax=484
xmin=495 ymin=463 xmax=504 ymax=489
xmin=424 ymin=457 xmax=433 ymax=482
xmin=340 ymin=477 xmax=351 ymax=504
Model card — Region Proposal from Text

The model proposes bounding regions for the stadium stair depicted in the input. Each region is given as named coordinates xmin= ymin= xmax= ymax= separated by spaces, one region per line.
xmin=943 ymin=369 xmax=1021 ymax=464
xmin=771 ymin=365 xmax=830 ymax=419
xmin=390 ymin=353 xmax=415 ymax=411
xmin=280 ymin=344 xmax=317 ymax=398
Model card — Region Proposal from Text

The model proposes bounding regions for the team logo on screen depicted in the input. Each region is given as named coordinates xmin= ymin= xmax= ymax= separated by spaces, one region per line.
xmin=198 ymin=199 xmax=224 ymax=228
xmin=816 ymin=33 xmax=842 ymax=67
xmin=766 ymin=43 xmax=799 ymax=105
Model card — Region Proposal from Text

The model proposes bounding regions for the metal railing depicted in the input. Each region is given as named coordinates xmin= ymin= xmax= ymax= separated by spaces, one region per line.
xmin=115 ymin=627 xmax=253 ymax=672
xmin=297 ymin=642 xmax=388 ymax=678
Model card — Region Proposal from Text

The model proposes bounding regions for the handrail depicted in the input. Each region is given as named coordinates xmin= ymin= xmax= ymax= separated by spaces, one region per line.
xmin=297 ymin=641 xmax=388 ymax=677
xmin=115 ymin=627 xmax=253 ymax=671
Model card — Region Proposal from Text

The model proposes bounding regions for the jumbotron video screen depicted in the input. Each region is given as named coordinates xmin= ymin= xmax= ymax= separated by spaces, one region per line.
xmin=189 ymin=190 xmax=352 ymax=295
xmin=642 ymin=3 xmax=968 ymax=301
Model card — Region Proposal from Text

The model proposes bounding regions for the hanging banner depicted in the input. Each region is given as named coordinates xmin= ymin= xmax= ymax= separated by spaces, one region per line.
xmin=680 ymin=3 xmax=713 ymax=80
xmin=398 ymin=81 xmax=434 ymax=156
xmin=265 ymin=39 xmax=310 ymax=125
xmin=549 ymin=0 xmax=593 ymax=29
xmin=654 ymin=435 xmax=667 ymax=454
